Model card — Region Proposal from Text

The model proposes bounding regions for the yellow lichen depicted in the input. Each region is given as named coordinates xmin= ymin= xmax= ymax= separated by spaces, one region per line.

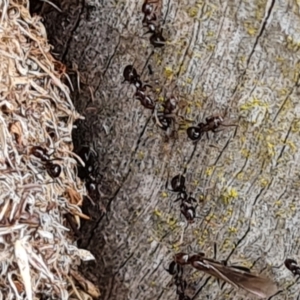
xmin=161 ymin=191 xmax=168 ymax=198
xmin=186 ymin=77 xmax=193 ymax=84
xmin=289 ymin=203 xmax=296 ymax=212
xmin=222 ymin=216 xmax=228 ymax=222
xmin=222 ymin=238 xmax=231 ymax=249
xmin=286 ymin=35 xmax=300 ymax=51
xmin=274 ymin=200 xmax=282 ymax=207
xmin=266 ymin=142 xmax=275 ymax=157
xmin=241 ymin=148 xmax=251 ymax=158
xmin=228 ymin=227 xmax=238 ymax=234
xmin=286 ymin=140 xmax=297 ymax=153
xmin=158 ymin=96 xmax=164 ymax=102
xmin=205 ymin=166 xmax=214 ymax=176
xmin=244 ymin=22 xmax=257 ymax=36
xmin=207 ymin=44 xmax=215 ymax=51
xmin=188 ymin=7 xmax=198 ymax=18
xmin=137 ymin=151 xmax=144 ymax=160
xmin=292 ymin=119 xmax=300 ymax=132
xmin=205 ymin=213 xmax=214 ymax=222
xmin=153 ymin=209 xmax=162 ymax=217
xmin=167 ymin=217 xmax=177 ymax=227
xmin=240 ymin=97 xmax=269 ymax=111
xmin=260 ymin=178 xmax=269 ymax=187
xmin=221 ymin=187 xmax=238 ymax=205
xmin=149 ymin=281 xmax=156 ymax=287
xmin=164 ymin=66 xmax=173 ymax=80
xmin=172 ymin=243 xmax=180 ymax=251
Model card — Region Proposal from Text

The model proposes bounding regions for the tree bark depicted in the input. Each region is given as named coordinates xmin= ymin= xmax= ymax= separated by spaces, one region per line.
xmin=33 ymin=0 xmax=300 ymax=299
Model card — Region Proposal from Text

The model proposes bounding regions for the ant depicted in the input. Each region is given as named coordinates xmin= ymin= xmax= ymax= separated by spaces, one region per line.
xmin=157 ymin=96 xmax=178 ymax=131
xmin=142 ymin=0 xmax=165 ymax=47
xmin=173 ymin=252 xmax=277 ymax=298
xmin=30 ymin=146 xmax=51 ymax=162
xmin=167 ymin=174 xmax=197 ymax=223
xmin=285 ymin=258 xmax=300 ymax=276
xmin=30 ymin=146 xmax=61 ymax=178
xmin=142 ymin=0 xmax=158 ymax=23
xmin=136 ymin=94 xmax=155 ymax=109
xmin=165 ymin=260 xmax=191 ymax=300
xmin=145 ymin=23 xmax=166 ymax=48
xmin=166 ymin=260 xmax=183 ymax=277
xmin=123 ymin=65 xmax=155 ymax=110
xmin=123 ymin=65 xmax=140 ymax=85
xmin=76 ymin=146 xmax=103 ymax=202
xmin=179 ymin=197 xmax=196 ymax=224
xmin=45 ymin=162 xmax=61 ymax=178
xmin=187 ymin=115 xmax=237 ymax=141
xmin=77 ymin=146 xmax=98 ymax=179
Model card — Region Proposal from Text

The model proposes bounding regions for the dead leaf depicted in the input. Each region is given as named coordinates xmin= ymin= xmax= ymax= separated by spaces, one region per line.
xmin=9 ymin=121 xmax=23 ymax=145
xmin=70 ymin=269 xmax=100 ymax=299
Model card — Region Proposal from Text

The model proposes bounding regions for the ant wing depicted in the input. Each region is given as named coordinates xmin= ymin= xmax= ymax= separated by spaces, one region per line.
xmin=191 ymin=259 xmax=239 ymax=289
xmin=222 ymin=266 xmax=277 ymax=298
xmin=192 ymin=259 xmax=277 ymax=298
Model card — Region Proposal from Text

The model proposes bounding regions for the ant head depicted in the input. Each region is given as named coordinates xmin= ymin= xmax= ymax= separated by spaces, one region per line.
xmin=46 ymin=163 xmax=61 ymax=178
xmin=150 ymin=31 xmax=165 ymax=48
xmin=187 ymin=127 xmax=202 ymax=141
xmin=171 ymin=174 xmax=186 ymax=192
xmin=123 ymin=65 xmax=139 ymax=83
xmin=158 ymin=115 xmax=171 ymax=131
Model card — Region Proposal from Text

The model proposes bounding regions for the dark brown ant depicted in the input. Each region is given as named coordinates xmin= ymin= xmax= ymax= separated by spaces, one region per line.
xmin=123 ymin=65 xmax=149 ymax=91
xmin=165 ymin=261 xmax=183 ymax=276
xmin=163 ymin=97 xmax=177 ymax=115
xmin=167 ymin=175 xmax=197 ymax=223
xmin=156 ymin=96 xmax=178 ymax=131
xmin=173 ymin=252 xmax=277 ymax=298
xmin=157 ymin=115 xmax=171 ymax=130
xmin=166 ymin=259 xmax=190 ymax=300
xmin=30 ymin=146 xmax=50 ymax=162
xmin=149 ymin=29 xmax=166 ymax=48
xmin=285 ymin=258 xmax=300 ymax=275
xmin=187 ymin=115 xmax=237 ymax=141
xmin=170 ymin=174 xmax=186 ymax=193
xmin=30 ymin=146 xmax=61 ymax=178
xmin=178 ymin=295 xmax=191 ymax=300
xmin=177 ymin=193 xmax=197 ymax=223
xmin=142 ymin=0 xmax=158 ymax=23
xmin=148 ymin=64 xmax=153 ymax=75
xmin=142 ymin=0 xmax=165 ymax=47
xmin=123 ymin=65 xmax=155 ymax=110
xmin=175 ymin=278 xmax=187 ymax=295
xmin=186 ymin=126 xmax=202 ymax=141
xmin=144 ymin=22 xmax=165 ymax=48
xmin=77 ymin=146 xmax=97 ymax=179
xmin=136 ymin=94 xmax=155 ymax=110
xmin=123 ymin=65 xmax=139 ymax=84
xmin=45 ymin=162 xmax=61 ymax=178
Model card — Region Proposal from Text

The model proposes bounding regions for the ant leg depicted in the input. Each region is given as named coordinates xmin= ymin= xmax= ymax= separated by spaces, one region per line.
xmin=212 ymin=128 xmax=224 ymax=133
xmin=42 ymin=158 xmax=63 ymax=163
xmin=143 ymin=83 xmax=152 ymax=89
xmin=174 ymin=194 xmax=183 ymax=203
xmin=221 ymin=123 xmax=238 ymax=127
xmin=213 ymin=242 xmax=217 ymax=259
xmin=165 ymin=173 xmax=176 ymax=193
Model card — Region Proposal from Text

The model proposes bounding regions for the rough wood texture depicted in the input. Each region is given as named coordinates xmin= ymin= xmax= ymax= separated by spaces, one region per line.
xmin=33 ymin=0 xmax=300 ymax=299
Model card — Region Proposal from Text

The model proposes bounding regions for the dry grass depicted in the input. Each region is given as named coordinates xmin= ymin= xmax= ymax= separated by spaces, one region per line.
xmin=0 ymin=0 xmax=99 ymax=299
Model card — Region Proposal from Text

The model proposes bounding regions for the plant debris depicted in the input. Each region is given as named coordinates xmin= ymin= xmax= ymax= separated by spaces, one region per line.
xmin=0 ymin=0 xmax=99 ymax=299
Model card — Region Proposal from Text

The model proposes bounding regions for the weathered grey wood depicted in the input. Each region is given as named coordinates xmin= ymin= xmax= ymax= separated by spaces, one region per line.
xmin=35 ymin=0 xmax=300 ymax=299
